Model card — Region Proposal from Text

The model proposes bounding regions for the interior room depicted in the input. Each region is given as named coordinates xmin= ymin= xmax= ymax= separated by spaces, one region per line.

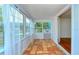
xmin=0 ymin=4 xmax=79 ymax=55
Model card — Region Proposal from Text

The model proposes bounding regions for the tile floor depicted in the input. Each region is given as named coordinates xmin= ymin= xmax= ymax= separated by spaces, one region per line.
xmin=23 ymin=39 xmax=65 ymax=55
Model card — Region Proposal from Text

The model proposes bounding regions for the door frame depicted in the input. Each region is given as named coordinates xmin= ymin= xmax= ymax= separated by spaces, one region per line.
xmin=57 ymin=5 xmax=71 ymax=43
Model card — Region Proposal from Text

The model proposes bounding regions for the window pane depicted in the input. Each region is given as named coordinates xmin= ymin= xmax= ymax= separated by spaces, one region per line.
xmin=25 ymin=18 xmax=30 ymax=33
xmin=0 ymin=6 xmax=4 ymax=49
xmin=35 ymin=28 xmax=42 ymax=32
xmin=43 ymin=22 xmax=51 ymax=32
xmin=15 ymin=17 xmax=20 ymax=40
xmin=15 ymin=10 xmax=23 ymax=20
xmin=10 ymin=6 xmax=24 ymax=41
xmin=25 ymin=23 xmax=30 ymax=33
xmin=43 ymin=22 xmax=50 ymax=29
xmin=0 ymin=8 xmax=2 ymax=16
xmin=35 ymin=22 xmax=51 ymax=33
xmin=0 ymin=16 xmax=2 ymax=21
xmin=35 ymin=22 xmax=42 ymax=28
xmin=20 ymin=18 xmax=24 ymax=39
xmin=35 ymin=22 xmax=42 ymax=32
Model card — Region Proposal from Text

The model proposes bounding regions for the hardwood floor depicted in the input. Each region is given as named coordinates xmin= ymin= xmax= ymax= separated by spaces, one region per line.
xmin=59 ymin=38 xmax=71 ymax=54
xmin=23 ymin=39 xmax=65 ymax=55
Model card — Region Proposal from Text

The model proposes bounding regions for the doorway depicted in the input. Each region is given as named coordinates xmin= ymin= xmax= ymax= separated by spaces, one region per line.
xmin=58 ymin=8 xmax=71 ymax=54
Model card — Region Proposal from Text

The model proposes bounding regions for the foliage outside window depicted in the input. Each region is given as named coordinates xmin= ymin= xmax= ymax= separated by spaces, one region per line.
xmin=35 ymin=22 xmax=51 ymax=32
xmin=35 ymin=22 xmax=42 ymax=28
xmin=35 ymin=22 xmax=42 ymax=32
xmin=43 ymin=22 xmax=50 ymax=29
xmin=0 ymin=5 xmax=4 ymax=48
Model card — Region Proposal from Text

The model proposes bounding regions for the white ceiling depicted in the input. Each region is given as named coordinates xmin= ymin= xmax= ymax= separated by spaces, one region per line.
xmin=17 ymin=4 xmax=67 ymax=20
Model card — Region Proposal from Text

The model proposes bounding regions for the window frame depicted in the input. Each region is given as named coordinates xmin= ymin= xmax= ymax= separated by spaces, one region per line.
xmin=35 ymin=22 xmax=51 ymax=33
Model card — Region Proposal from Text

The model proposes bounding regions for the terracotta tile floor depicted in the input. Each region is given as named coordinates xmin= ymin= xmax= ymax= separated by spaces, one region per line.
xmin=23 ymin=39 xmax=65 ymax=55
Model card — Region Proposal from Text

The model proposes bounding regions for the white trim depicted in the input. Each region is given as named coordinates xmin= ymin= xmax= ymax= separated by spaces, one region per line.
xmin=55 ymin=5 xmax=71 ymax=55
xmin=56 ymin=5 xmax=71 ymax=17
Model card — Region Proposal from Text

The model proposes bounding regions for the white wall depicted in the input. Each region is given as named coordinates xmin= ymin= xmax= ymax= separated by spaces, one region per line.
xmin=50 ymin=17 xmax=59 ymax=43
xmin=33 ymin=18 xmax=59 ymax=44
xmin=50 ymin=16 xmax=71 ymax=43
xmin=51 ymin=5 xmax=71 ymax=44
xmin=60 ymin=17 xmax=71 ymax=38
xmin=49 ymin=17 xmax=70 ymax=54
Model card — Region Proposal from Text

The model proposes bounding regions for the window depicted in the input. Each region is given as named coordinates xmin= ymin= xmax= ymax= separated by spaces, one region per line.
xmin=35 ymin=22 xmax=51 ymax=32
xmin=25 ymin=18 xmax=30 ymax=34
xmin=8 ymin=6 xmax=25 ymax=54
xmin=10 ymin=6 xmax=24 ymax=40
xmin=15 ymin=8 xmax=24 ymax=39
xmin=43 ymin=22 xmax=51 ymax=32
xmin=35 ymin=22 xmax=42 ymax=32
xmin=20 ymin=17 xmax=24 ymax=39
xmin=43 ymin=22 xmax=50 ymax=29
xmin=0 ymin=5 xmax=4 ymax=50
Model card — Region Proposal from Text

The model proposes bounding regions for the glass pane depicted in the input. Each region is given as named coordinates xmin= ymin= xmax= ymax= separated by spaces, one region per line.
xmin=0 ymin=16 xmax=2 ymax=20
xmin=12 ymin=8 xmax=20 ymax=41
xmin=0 ymin=5 xmax=3 ymax=7
xmin=25 ymin=18 xmax=30 ymax=33
xmin=0 ymin=8 xmax=2 ymax=15
xmin=0 ymin=6 xmax=4 ymax=48
xmin=35 ymin=22 xmax=42 ymax=28
xmin=9 ymin=15 xmax=14 ymax=43
xmin=14 ymin=19 xmax=20 ymax=43
xmin=25 ymin=24 xmax=30 ymax=33
xmin=35 ymin=28 xmax=42 ymax=32
xmin=20 ymin=18 xmax=24 ymax=39
xmin=15 ymin=9 xmax=23 ymax=20
xmin=11 ymin=7 xmax=24 ymax=40
xmin=15 ymin=11 xmax=24 ymax=39
xmin=43 ymin=22 xmax=51 ymax=29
